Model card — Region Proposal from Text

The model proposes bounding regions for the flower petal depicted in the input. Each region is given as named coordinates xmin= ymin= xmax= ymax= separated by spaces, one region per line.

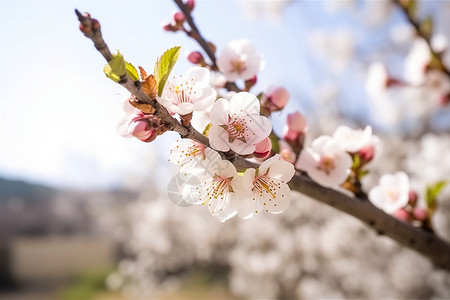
xmin=229 ymin=92 xmax=260 ymax=115
xmin=210 ymin=98 xmax=230 ymax=125
xmin=208 ymin=125 xmax=231 ymax=152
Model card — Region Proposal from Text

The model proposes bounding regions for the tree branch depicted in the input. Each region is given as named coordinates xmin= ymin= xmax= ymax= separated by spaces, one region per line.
xmin=75 ymin=9 xmax=450 ymax=271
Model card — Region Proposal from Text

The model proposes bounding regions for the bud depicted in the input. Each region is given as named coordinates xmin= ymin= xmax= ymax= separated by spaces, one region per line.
xmin=186 ymin=0 xmax=195 ymax=12
xmin=163 ymin=23 xmax=177 ymax=32
xmin=412 ymin=207 xmax=428 ymax=221
xmin=279 ymin=141 xmax=296 ymax=164
xmin=287 ymin=111 xmax=307 ymax=133
xmin=408 ymin=190 xmax=418 ymax=207
xmin=359 ymin=145 xmax=375 ymax=163
xmin=244 ymin=76 xmax=257 ymax=91
xmin=254 ymin=137 xmax=272 ymax=159
xmin=267 ymin=86 xmax=289 ymax=111
xmin=173 ymin=11 xmax=185 ymax=24
xmin=128 ymin=118 xmax=156 ymax=142
xmin=393 ymin=208 xmax=410 ymax=222
xmin=439 ymin=93 xmax=450 ymax=106
xmin=283 ymin=111 xmax=307 ymax=144
xmin=187 ymin=51 xmax=205 ymax=65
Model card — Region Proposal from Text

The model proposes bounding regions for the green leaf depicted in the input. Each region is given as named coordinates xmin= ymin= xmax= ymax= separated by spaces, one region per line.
xmin=126 ymin=61 xmax=139 ymax=82
xmin=104 ymin=51 xmax=126 ymax=82
xmin=153 ymin=46 xmax=181 ymax=97
xmin=425 ymin=180 xmax=448 ymax=209
xmin=202 ymin=123 xmax=212 ymax=137
xmin=268 ymin=132 xmax=280 ymax=154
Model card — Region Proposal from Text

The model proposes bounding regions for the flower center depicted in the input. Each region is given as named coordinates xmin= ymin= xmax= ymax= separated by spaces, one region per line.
xmin=253 ymin=174 xmax=278 ymax=200
xmin=203 ymin=175 xmax=234 ymax=205
xmin=230 ymin=59 xmax=247 ymax=74
xmin=168 ymin=76 xmax=197 ymax=104
xmin=226 ymin=116 xmax=248 ymax=143
xmin=317 ymin=156 xmax=335 ymax=175
xmin=386 ymin=189 xmax=399 ymax=203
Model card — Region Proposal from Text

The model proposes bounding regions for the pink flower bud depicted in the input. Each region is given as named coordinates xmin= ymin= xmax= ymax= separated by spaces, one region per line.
xmin=408 ymin=190 xmax=418 ymax=207
xmin=128 ymin=116 xmax=158 ymax=142
xmin=412 ymin=207 xmax=428 ymax=221
xmin=186 ymin=0 xmax=195 ymax=12
xmin=287 ymin=111 xmax=307 ymax=133
xmin=279 ymin=141 xmax=296 ymax=164
xmin=173 ymin=11 xmax=185 ymax=24
xmin=253 ymin=137 xmax=272 ymax=158
xmin=187 ymin=51 xmax=204 ymax=64
xmin=359 ymin=145 xmax=375 ymax=163
xmin=439 ymin=93 xmax=450 ymax=106
xmin=283 ymin=127 xmax=299 ymax=142
xmin=267 ymin=87 xmax=289 ymax=110
xmin=393 ymin=208 xmax=410 ymax=222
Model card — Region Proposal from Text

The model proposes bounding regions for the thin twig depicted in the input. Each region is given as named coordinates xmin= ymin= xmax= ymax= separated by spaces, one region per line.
xmin=76 ymin=9 xmax=450 ymax=271
xmin=392 ymin=0 xmax=450 ymax=78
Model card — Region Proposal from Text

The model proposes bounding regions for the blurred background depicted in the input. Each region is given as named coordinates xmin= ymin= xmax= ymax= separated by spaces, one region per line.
xmin=1 ymin=0 xmax=450 ymax=299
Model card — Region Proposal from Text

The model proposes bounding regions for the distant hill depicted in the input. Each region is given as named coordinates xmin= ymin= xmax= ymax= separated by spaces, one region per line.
xmin=0 ymin=177 xmax=57 ymax=204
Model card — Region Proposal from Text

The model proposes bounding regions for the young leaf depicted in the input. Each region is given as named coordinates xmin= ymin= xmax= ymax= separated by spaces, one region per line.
xmin=425 ymin=180 xmax=448 ymax=209
xmin=126 ymin=61 xmax=139 ymax=82
xmin=141 ymin=74 xmax=158 ymax=99
xmin=104 ymin=51 xmax=126 ymax=82
xmin=269 ymin=132 xmax=280 ymax=154
xmin=153 ymin=46 xmax=181 ymax=97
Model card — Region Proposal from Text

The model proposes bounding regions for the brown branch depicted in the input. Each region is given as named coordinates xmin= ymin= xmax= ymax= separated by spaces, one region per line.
xmin=173 ymin=0 xmax=242 ymax=93
xmin=392 ymin=0 xmax=450 ymax=78
xmin=76 ymin=9 xmax=450 ymax=271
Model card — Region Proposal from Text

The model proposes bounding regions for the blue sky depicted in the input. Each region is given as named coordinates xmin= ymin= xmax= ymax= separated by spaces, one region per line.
xmin=1 ymin=0 xmax=443 ymax=190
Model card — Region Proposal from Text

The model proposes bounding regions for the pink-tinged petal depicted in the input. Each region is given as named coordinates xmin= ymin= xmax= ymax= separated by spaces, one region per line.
xmin=296 ymin=149 xmax=319 ymax=172
xmin=259 ymin=154 xmax=279 ymax=175
xmin=267 ymin=159 xmax=295 ymax=182
xmin=244 ymin=114 xmax=272 ymax=143
xmin=235 ymin=169 xmax=257 ymax=219
xmin=117 ymin=117 xmax=132 ymax=138
xmin=208 ymin=125 xmax=231 ymax=152
xmin=184 ymin=66 xmax=210 ymax=86
xmin=307 ymin=167 xmax=345 ymax=188
xmin=229 ymin=138 xmax=256 ymax=155
xmin=229 ymin=92 xmax=261 ymax=115
xmin=210 ymin=98 xmax=230 ymax=125
xmin=312 ymin=135 xmax=334 ymax=151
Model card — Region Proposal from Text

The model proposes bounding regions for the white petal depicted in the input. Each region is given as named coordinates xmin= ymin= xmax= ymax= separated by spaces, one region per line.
xmin=244 ymin=114 xmax=272 ymax=145
xmin=229 ymin=138 xmax=256 ymax=155
xmin=177 ymin=102 xmax=194 ymax=115
xmin=267 ymin=159 xmax=295 ymax=182
xmin=235 ymin=169 xmax=258 ymax=218
xmin=185 ymin=66 xmax=210 ymax=87
xmin=192 ymin=87 xmax=217 ymax=111
xmin=296 ymin=149 xmax=319 ymax=172
xmin=229 ymin=92 xmax=261 ymax=115
xmin=210 ymin=98 xmax=230 ymax=125
xmin=263 ymin=179 xmax=291 ymax=214
xmin=208 ymin=125 xmax=231 ymax=152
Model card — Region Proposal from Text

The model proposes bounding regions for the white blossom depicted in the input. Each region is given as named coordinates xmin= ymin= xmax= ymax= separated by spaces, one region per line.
xmin=217 ymin=39 xmax=265 ymax=81
xmin=369 ymin=172 xmax=410 ymax=214
xmin=237 ymin=155 xmax=295 ymax=218
xmin=333 ymin=125 xmax=374 ymax=153
xmin=157 ymin=67 xmax=216 ymax=115
xmin=296 ymin=136 xmax=352 ymax=188
xmin=209 ymin=92 xmax=272 ymax=155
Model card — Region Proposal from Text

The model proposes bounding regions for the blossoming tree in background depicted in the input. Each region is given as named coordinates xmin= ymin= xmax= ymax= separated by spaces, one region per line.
xmin=76 ymin=0 xmax=450 ymax=297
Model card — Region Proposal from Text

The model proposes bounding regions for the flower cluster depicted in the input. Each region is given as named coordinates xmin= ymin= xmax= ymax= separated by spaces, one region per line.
xmin=297 ymin=125 xmax=377 ymax=188
xmin=164 ymin=90 xmax=294 ymax=222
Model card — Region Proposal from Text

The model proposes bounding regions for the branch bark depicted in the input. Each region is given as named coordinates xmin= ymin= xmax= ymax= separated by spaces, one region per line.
xmin=75 ymin=8 xmax=450 ymax=271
